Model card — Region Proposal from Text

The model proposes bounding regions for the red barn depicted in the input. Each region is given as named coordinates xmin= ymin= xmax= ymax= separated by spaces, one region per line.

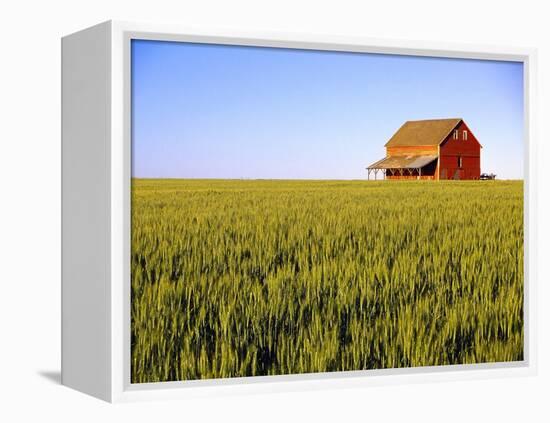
xmin=367 ymin=118 xmax=481 ymax=180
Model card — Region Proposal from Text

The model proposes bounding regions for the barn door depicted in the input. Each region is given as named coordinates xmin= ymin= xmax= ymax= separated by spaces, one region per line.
xmin=455 ymin=156 xmax=463 ymax=180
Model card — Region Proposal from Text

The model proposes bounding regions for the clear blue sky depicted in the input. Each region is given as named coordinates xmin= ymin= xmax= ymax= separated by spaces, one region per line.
xmin=132 ymin=40 xmax=524 ymax=180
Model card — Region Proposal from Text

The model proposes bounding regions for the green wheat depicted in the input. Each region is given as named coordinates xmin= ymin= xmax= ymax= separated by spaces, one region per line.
xmin=131 ymin=179 xmax=523 ymax=383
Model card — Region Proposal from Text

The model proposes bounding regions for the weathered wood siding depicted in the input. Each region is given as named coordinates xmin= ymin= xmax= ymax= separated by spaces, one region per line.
xmin=385 ymin=146 xmax=438 ymax=180
xmin=386 ymin=145 xmax=438 ymax=156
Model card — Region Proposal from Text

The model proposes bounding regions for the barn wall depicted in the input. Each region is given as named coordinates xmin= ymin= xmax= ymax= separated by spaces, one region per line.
xmin=438 ymin=121 xmax=481 ymax=180
xmin=386 ymin=174 xmax=436 ymax=180
xmin=387 ymin=145 xmax=438 ymax=156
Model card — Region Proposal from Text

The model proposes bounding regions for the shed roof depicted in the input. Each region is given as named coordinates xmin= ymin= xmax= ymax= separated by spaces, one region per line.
xmin=385 ymin=118 xmax=462 ymax=147
xmin=367 ymin=154 xmax=438 ymax=169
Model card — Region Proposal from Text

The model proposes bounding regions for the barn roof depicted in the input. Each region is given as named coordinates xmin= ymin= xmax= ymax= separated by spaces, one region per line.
xmin=367 ymin=154 xmax=438 ymax=169
xmin=385 ymin=118 xmax=462 ymax=147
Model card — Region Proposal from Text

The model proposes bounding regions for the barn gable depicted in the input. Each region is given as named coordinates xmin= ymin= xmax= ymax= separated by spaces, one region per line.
xmin=439 ymin=120 xmax=483 ymax=149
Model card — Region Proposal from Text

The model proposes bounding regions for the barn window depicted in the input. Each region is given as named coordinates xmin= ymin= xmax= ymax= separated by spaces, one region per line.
xmin=463 ymin=130 xmax=468 ymax=140
xmin=453 ymin=130 xmax=459 ymax=140
xmin=458 ymin=156 xmax=463 ymax=168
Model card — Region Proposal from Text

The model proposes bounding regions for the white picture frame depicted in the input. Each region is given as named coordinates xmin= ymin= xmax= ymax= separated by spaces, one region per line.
xmin=61 ymin=20 xmax=538 ymax=403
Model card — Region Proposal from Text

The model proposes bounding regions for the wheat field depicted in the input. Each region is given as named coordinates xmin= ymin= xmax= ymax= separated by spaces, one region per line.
xmin=130 ymin=179 xmax=523 ymax=383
